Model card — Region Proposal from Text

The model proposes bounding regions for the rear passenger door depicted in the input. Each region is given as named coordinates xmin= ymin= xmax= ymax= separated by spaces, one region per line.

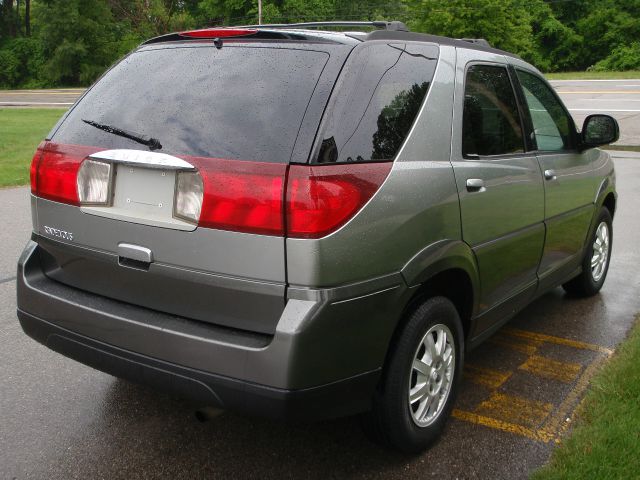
xmin=451 ymin=51 xmax=545 ymax=333
xmin=511 ymin=68 xmax=595 ymax=289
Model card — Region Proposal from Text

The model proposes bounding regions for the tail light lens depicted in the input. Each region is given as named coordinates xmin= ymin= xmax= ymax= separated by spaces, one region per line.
xmin=189 ymin=157 xmax=286 ymax=236
xmin=174 ymin=171 xmax=204 ymax=223
xmin=77 ymin=159 xmax=112 ymax=205
xmin=30 ymin=143 xmax=99 ymax=206
xmin=286 ymin=163 xmax=392 ymax=238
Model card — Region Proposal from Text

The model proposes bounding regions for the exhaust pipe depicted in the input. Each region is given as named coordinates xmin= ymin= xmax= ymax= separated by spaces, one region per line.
xmin=194 ymin=406 xmax=225 ymax=422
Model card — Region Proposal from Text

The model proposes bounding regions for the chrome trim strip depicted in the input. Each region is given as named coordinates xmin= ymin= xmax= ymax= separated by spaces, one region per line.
xmin=89 ymin=149 xmax=195 ymax=170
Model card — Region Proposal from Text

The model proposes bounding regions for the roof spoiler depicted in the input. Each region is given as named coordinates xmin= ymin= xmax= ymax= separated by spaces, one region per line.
xmin=238 ymin=21 xmax=409 ymax=32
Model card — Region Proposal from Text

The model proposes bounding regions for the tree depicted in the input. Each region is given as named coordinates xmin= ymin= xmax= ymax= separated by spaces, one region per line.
xmin=408 ymin=0 xmax=537 ymax=62
xmin=35 ymin=0 xmax=123 ymax=85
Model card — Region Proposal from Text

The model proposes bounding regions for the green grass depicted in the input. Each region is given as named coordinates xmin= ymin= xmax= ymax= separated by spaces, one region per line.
xmin=0 ymin=108 xmax=65 ymax=187
xmin=532 ymin=316 xmax=640 ymax=480
xmin=545 ymin=71 xmax=640 ymax=80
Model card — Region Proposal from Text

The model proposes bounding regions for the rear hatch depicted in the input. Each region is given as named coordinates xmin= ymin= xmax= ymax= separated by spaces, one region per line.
xmin=30 ymin=39 xmax=346 ymax=335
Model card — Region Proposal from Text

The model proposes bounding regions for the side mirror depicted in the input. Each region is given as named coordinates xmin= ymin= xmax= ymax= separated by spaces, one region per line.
xmin=581 ymin=114 xmax=619 ymax=150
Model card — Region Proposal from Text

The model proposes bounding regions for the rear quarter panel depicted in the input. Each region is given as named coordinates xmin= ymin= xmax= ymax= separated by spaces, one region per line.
xmin=286 ymin=45 xmax=461 ymax=288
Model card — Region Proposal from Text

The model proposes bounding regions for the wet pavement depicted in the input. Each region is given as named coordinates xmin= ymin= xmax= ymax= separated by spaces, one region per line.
xmin=0 ymin=89 xmax=83 ymax=108
xmin=550 ymin=79 xmax=640 ymax=146
xmin=1 ymin=153 xmax=639 ymax=479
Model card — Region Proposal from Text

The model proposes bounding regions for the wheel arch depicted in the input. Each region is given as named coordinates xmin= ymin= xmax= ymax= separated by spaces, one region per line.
xmin=399 ymin=239 xmax=480 ymax=342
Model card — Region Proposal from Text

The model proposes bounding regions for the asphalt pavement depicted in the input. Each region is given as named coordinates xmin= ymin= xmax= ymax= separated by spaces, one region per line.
xmin=549 ymin=79 xmax=640 ymax=146
xmin=0 ymin=88 xmax=84 ymax=108
xmin=1 ymin=152 xmax=639 ymax=479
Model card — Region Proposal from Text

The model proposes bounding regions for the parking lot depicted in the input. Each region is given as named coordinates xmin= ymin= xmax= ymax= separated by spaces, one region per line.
xmin=0 ymin=151 xmax=638 ymax=479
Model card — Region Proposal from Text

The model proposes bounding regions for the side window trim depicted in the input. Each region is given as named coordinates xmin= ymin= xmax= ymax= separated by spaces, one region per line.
xmin=461 ymin=61 xmax=527 ymax=160
xmin=508 ymin=65 xmax=537 ymax=152
xmin=513 ymin=67 xmax=579 ymax=153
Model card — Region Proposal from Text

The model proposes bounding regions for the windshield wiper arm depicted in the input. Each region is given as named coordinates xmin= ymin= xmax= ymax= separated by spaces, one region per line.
xmin=82 ymin=119 xmax=162 ymax=150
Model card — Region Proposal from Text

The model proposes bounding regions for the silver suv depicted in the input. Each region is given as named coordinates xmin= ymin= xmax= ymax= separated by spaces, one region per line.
xmin=17 ymin=21 xmax=619 ymax=452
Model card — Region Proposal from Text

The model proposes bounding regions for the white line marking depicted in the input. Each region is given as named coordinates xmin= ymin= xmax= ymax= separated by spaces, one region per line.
xmin=561 ymin=98 xmax=640 ymax=102
xmin=568 ymin=108 xmax=640 ymax=112
xmin=549 ymin=79 xmax=640 ymax=82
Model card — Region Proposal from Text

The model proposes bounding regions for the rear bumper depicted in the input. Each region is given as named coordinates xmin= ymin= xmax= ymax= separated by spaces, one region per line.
xmin=17 ymin=309 xmax=378 ymax=421
xmin=17 ymin=240 xmax=410 ymax=420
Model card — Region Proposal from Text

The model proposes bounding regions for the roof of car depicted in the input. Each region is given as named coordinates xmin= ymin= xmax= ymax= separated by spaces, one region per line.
xmin=142 ymin=21 xmax=519 ymax=58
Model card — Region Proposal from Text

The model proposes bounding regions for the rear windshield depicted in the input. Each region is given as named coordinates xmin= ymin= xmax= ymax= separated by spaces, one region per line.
xmin=51 ymin=45 xmax=329 ymax=163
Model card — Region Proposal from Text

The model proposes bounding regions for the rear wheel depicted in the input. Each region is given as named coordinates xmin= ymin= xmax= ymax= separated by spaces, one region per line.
xmin=563 ymin=207 xmax=613 ymax=297
xmin=361 ymin=296 xmax=463 ymax=453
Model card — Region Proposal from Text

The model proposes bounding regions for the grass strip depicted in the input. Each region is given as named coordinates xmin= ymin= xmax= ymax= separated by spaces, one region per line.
xmin=0 ymin=108 xmax=65 ymax=187
xmin=532 ymin=315 xmax=640 ymax=479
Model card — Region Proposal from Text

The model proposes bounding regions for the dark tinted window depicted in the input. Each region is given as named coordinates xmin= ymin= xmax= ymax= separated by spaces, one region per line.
xmin=52 ymin=45 xmax=329 ymax=163
xmin=516 ymin=70 xmax=575 ymax=151
xmin=314 ymin=43 xmax=438 ymax=164
xmin=462 ymin=65 xmax=524 ymax=157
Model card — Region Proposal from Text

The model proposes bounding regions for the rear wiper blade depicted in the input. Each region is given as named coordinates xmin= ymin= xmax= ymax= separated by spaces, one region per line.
xmin=82 ymin=119 xmax=162 ymax=150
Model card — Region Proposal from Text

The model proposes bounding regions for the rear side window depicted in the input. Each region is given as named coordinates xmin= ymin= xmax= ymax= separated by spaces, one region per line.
xmin=462 ymin=64 xmax=524 ymax=157
xmin=314 ymin=43 xmax=438 ymax=164
xmin=51 ymin=45 xmax=329 ymax=163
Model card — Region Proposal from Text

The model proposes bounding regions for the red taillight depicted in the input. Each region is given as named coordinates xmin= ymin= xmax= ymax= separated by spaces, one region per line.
xmin=30 ymin=142 xmax=391 ymax=239
xmin=31 ymin=143 xmax=100 ymax=205
xmin=189 ymin=157 xmax=286 ymax=236
xmin=286 ymin=163 xmax=392 ymax=239
xmin=179 ymin=28 xmax=258 ymax=38
xmin=29 ymin=141 xmax=46 ymax=193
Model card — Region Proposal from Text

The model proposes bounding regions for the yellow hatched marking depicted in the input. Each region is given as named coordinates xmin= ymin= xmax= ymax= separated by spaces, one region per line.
xmin=488 ymin=332 xmax=542 ymax=355
xmin=474 ymin=392 xmax=554 ymax=429
xmin=452 ymin=409 xmax=554 ymax=443
xmin=464 ymin=364 xmax=512 ymax=388
xmin=539 ymin=357 xmax=608 ymax=443
xmin=519 ymin=355 xmax=582 ymax=383
xmin=503 ymin=328 xmax=613 ymax=355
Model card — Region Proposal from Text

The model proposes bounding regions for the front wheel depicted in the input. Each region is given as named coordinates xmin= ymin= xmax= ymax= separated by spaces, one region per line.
xmin=361 ymin=296 xmax=463 ymax=453
xmin=563 ymin=207 xmax=613 ymax=297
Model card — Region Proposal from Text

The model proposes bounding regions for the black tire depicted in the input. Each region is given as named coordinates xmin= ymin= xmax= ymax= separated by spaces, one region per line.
xmin=361 ymin=296 xmax=464 ymax=453
xmin=563 ymin=207 xmax=613 ymax=297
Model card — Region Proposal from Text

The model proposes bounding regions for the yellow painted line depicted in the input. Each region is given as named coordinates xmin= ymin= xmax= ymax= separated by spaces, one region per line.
xmin=0 ymin=91 xmax=84 ymax=95
xmin=539 ymin=357 xmax=607 ymax=443
xmin=519 ymin=355 xmax=583 ymax=383
xmin=556 ymin=90 xmax=640 ymax=94
xmin=502 ymin=328 xmax=613 ymax=355
xmin=474 ymin=392 xmax=554 ymax=429
xmin=452 ymin=409 xmax=554 ymax=443
xmin=464 ymin=364 xmax=512 ymax=388
xmin=488 ymin=332 xmax=542 ymax=355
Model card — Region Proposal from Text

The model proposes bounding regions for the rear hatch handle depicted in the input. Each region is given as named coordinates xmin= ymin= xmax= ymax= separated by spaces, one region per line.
xmin=118 ymin=243 xmax=153 ymax=271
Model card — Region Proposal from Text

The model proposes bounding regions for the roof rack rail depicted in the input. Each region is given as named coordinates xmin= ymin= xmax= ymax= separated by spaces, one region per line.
xmin=459 ymin=38 xmax=491 ymax=47
xmin=238 ymin=21 xmax=409 ymax=32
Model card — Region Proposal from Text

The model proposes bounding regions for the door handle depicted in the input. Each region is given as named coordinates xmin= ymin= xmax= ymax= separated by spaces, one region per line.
xmin=544 ymin=169 xmax=557 ymax=181
xmin=466 ymin=178 xmax=485 ymax=192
